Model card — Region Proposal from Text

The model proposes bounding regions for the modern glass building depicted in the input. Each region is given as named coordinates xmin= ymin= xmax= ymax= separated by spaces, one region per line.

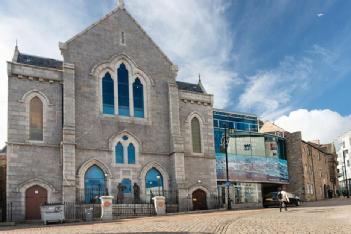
xmin=213 ymin=109 xmax=288 ymax=208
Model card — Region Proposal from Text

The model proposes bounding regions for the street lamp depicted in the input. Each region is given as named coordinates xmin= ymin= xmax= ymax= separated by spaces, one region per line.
xmin=222 ymin=125 xmax=233 ymax=210
xmin=156 ymin=175 xmax=161 ymax=196
xmin=342 ymin=151 xmax=350 ymax=198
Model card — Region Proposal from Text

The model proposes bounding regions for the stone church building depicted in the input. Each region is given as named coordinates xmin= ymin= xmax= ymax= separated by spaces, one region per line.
xmin=6 ymin=1 xmax=217 ymax=220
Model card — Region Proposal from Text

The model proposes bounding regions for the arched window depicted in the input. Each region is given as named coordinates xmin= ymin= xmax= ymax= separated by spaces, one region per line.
xmin=133 ymin=78 xmax=144 ymax=118
xmin=29 ymin=96 xmax=43 ymax=141
xmin=128 ymin=143 xmax=136 ymax=164
xmin=115 ymin=142 xmax=124 ymax=164
xmin=102 ymin=72 xmax=114 ymax=114
xmin=145 ymin=168 xmax=163 ymax=195
xmin=84 ymin=165 xmax=106 ymax=203
xmin=191 ymin=117 xmax=202 ymax=153
xmin=121 ymin=178 xmax=132 ymax=193
xmin=118 ymin=64 xmax=129 ymax=116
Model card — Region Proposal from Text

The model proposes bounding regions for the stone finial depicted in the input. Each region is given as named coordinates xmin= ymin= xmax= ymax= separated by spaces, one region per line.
xmin=12 ymin=40 xmax=19 ymax=62
xmin=118 ymin=0 xmax=125 ymax=9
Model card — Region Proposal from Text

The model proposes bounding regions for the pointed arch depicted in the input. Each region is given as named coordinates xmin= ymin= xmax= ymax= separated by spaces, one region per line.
xmin=102 ymin=72 xmax=115 ymax=114
xmin=77 ymin=159 xmax=112 ymax=195
xmin=191 ymin=117 xmax=202 ymax=153
xmin=139 ymin=161 xmax=169 ymax=195
xmin=29 ymin=96 xmax=43 ymax=141
xmin=133 ymin=78 xmax=144 ymax=118
xmin=117 ymin=63 xmax=130 ymax=116
xmin=186 ymin=112 xmax=205 ymax=155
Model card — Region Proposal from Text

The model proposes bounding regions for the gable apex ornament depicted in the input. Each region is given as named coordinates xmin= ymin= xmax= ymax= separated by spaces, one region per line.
xmin=118 ymin=0 xmax=125 ymax=9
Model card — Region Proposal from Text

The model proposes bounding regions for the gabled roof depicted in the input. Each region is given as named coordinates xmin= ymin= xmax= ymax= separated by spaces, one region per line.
xmin=63 ymin=6 xmax=174 ymax=66
xmin=176 ymin=81 xmax=204 ymax=93
xmin=17 ymin=53 xmax=63 ymax=69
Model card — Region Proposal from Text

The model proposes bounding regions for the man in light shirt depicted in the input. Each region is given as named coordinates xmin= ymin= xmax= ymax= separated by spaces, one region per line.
xmin=277 ymin=187 xmax=290 ymax=212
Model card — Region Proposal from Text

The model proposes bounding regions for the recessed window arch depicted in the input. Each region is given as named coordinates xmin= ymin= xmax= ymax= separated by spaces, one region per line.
xmin=145 ymin=168 xmax=164 ymax=195
xmin=112 ymin=132 xmax=140 ymax=165
xmin=121 ymin=178 xmax=132 ymax=193
xmin=191 ymin=117 xmax=202 ymax=153
xmin=102 ymin=72 xmax=114 ymax=114
xmin=84 ymin=165 xmax=106 ymax=203
xmin=29 ymin=96 xmax=43 ymax=141
xmin=117 ymin=63 xmax=130 ymax=116
xmin=115 ymin=142 xmax=124 ymax=164
xmin=133 ymin=78 xmax=144 ymax=118
xmin=128 ymin=143 xmax=136 ymax=164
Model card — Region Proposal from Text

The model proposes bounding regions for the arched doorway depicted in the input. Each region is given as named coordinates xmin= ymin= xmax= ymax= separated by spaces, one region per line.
xmin=84 ymin=165 xmax=106 ymax=203
xmin=25 ymin=185 xmax=47 ymax=220
xmin=192 ymin=189 xmax=207 ymax=210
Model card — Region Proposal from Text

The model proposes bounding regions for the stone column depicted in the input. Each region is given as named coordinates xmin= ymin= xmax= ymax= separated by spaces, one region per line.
xmin=100 ymin=196 xmax=114 ymax=220
xmin=62 ymin=63 xmax=76 ymax=203
xmin=168 ymin=80 xmax=187 ymax=211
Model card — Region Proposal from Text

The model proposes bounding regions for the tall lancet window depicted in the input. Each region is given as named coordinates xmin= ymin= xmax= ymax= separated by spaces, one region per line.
xmin=133 ymin=78 xmax=144 ymax=118
xmin=29 ymin=96 xmax=43 ymax=141
xmin=191 ymin=117 xmax=202 ymax=153
xmin=118 ymin=63 xmax=129 ymax=116
xmin=102 ymin=72 xmax=114 ymax=114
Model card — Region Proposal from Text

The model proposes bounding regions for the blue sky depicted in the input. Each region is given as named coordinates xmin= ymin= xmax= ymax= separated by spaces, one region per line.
xmin=0 ymin=0 xmax=351 ymax=146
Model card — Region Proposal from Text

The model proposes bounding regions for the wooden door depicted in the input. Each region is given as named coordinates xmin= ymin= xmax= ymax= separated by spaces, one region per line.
xmin=192 ymin=189 xmax=207 ymax=210
xmin=25 ymin=185 xmax=47 ymax=220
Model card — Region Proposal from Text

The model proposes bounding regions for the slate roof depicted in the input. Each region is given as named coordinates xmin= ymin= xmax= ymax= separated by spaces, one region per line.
xmin=176 ymin=81 xmax=204 ymax=93
xmin=17 ymin=53 xmax=63 ymax=69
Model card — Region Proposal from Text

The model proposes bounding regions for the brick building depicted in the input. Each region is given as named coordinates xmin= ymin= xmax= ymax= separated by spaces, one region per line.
xmin=6 ymin=1 xmax=217 ymax=221
xmin=260 ymin=122 xmax=337 ymax=201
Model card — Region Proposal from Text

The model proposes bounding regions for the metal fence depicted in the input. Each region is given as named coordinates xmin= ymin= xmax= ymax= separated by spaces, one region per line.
xmin=112 ymin=203 xmax=155 ymax=219
xmin=64 ymin=202 xmax=101 ymax=221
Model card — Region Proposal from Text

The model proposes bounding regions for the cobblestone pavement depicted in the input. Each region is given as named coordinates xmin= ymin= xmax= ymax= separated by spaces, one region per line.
xmin=1 ymin=198 xmax=351 ymax=234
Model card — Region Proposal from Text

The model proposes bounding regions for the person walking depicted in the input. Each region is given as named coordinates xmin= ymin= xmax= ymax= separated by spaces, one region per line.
xmin=278 ymin=187 xmax=289 ymax=212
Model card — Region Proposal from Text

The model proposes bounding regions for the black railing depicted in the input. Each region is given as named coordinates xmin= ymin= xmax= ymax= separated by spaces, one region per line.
xmin=112 ymin=203 xmax=155 ymax=219
xmin=64 ymin=202 xmax=101 ymax=221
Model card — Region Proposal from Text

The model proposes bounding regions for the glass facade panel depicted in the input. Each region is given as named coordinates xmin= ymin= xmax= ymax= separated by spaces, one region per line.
xmin=84 ymin=165 xmax=105 ymax=203
xmin=233 ymin=182 xmax=258 ymax=204
xmin=145 ymin=168 xmax=163 ymax=195
xmin=121 ymin=178 xmax=132 ymax=193
xmin=118 ymin=63 xmax=130 ymax=116
xmin=191 ymin=117 xmax=202 ymax=153
xmin=128 ymin=143 xmax=136 ymax=164
xmin=29 ymin=96 xmax=43 ymax=141
xmin=133 ymin=78 xmax=144 ymax=118
xmin=102 ymin=72 xmax=114 ymax=114
xmin=213 ymin=110 xmax=288 ymax=183
xmin=115 ymin=142 xmax=124 ymax=164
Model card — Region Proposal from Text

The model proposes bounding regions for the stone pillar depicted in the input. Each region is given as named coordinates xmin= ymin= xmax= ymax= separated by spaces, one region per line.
xmin=153 ymin=196 xmax=166 ymax=215
xmin=100 ymin=196 xmax=113 ymax=220
xmin=168 ymin=81 xmax=187 ymax=211
xmin=62 ymin=63 xmax=76 ymax=203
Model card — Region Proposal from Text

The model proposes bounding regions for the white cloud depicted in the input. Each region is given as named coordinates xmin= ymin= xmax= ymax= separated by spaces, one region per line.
xmin=274 ymin=109 xmax=351 ymax=144
xmin=238 ymin=56 xmax=312 ymax=119
xmin=127 ymin=0 xmax=239 ymax=108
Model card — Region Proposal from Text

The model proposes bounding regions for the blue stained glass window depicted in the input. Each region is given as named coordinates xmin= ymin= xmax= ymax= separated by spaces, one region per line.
xmin=121 ymin=178 xmax=132 ymax=193
xmin=118 ymin=64 xmax=130 ymax=116
xmin=102 ymin=72 xmax=114 ymax=114
xmin=133 ymin=78 xmax=144 ymax=118
xmin=84 ymin=165 xmax=105 ymax=203
xmin=128 ymin=143 xmax=136 ymax=164
xmin=115 ymin=142 xmax=124 ymax=163
xmin=122 ymin=135 xmax=128 ymax=141
xmin=145 ymin=168 xmax=163 ymax=195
